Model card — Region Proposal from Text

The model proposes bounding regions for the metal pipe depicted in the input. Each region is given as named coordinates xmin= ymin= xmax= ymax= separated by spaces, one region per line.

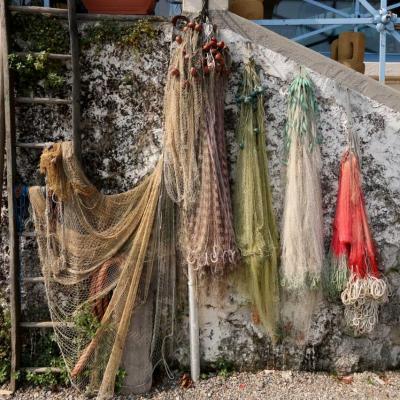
xmin=358 ymin=0 xmax=377 ymax=15
xmin=387 ymin=2 xmax=400 ymax=10
xmin=187 ymin=264 xmax=200 ymax=382
xmin=254 ymin=17 xmax=373 ymax=25
xmin=303 ymin=0 xmax=350 ymax=17
xmin=292 ymin=24 xmax=341 ymax=42
xmin=391 ymin=30 xmax=400 ymax=43
xmin=379 ymin=0 xmax=387 ymax=83
xmin=355 ymin=0 xmax=360 ymax=31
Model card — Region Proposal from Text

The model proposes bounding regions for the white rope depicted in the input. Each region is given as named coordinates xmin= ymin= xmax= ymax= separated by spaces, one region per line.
xmin=341 ymin=273 xmax=389 ymax=334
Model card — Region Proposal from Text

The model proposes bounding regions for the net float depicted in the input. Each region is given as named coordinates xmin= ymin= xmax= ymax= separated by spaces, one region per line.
xmin=171 ymin=67 xmax=180 ymax=77
xmin=176 ymin=35 xmax=183 ymax=44
xmin=190 ymin=67 xmax=198 ymax=77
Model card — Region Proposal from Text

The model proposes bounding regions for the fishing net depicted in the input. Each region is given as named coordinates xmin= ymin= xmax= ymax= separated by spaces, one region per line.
xmin=281 ymin=71 xmax=324 ymax=290
xmin=29 ymin=142 xmax=176 ymax=399
xmin=326 ymin=144 xmax=388 ymax=335
xmin=163 ymin=19 xmax=238 ymax=271
xmin=233 ymin=59 xmax=280 ymax=342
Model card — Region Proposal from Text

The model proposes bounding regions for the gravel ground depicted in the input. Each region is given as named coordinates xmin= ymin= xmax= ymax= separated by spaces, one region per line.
xmin=2 ymin=370 xmax=400 ymax=400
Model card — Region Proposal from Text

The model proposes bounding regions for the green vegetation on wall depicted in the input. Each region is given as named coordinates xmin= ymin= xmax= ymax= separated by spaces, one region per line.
xmin=8 ymin=52 xmax=66 ymax=95
xmin=0 ymin=301 xmax=11 ymax=385
xmin=10 ymin=13 xmax=69 ymax=53
xmin=80 ymin=20 xmax=158 ymax=53
xmin=9 ymin=13 xmax=69 ymax=95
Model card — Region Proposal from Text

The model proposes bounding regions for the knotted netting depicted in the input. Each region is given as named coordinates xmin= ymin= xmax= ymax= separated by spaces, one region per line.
xmin=326 ymin=145 xmax=388 ymax=334
xmin=163 ymin=19 xmax=238 ymax=271
xmin=29 ymin=142 xmax=176 ymax=399
xmin=233 ymin=59 xmax=280 ymax=342
xmin=281 ymin=72 xmax=324 ymax=290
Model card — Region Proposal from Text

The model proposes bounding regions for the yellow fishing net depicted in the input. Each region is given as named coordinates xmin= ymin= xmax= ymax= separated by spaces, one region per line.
xmin=233 ymin=59 xmax=280 ymax=342
xmin=29 ymin=142 xmax=175 ymax=399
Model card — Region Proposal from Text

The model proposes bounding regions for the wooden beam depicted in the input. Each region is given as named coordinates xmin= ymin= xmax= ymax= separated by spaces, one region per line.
xmin=8 ymin=5 xmax=68 ymax=16
xmin=22 ymin=277 xmax=44 ymax=284
xmin=0 ymin=38 xmax=5 ymax=234
xmin=19 ymin=231 xmax=36 ymax=237
xmin=23 ymin=367 xmax=62 ymax=373
xmin=67 ymin=0 xmax=81 ymax=161
xmin=15 ymin=97 xmax=72 ymax=105
xmin=20 ymin=321 xmax=73 ymax=328
xmin=16 ymin=142 xmax=54 ymax=149
xmin=15 ymin=52 xmax=72 ymax=61
xmin=77 ymin=14 xmax=164 ymax=21
xmin=8 ymin=6 xmax=165 ymax=22
xmin=0 ymin=0 xmax=20 ymax=392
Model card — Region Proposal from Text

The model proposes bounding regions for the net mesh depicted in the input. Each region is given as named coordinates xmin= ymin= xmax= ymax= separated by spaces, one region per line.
xmin=163 ymin=21 xmax=238 ymax=271
xmin=281 ymin=72 xmax=324 ymax=290
xmin=327 ymin=148 xmax=388 ymax=334
xmin=233 ymin=59 xmax=280 ymax=342
xmin=29 ymin=142 xmax=176 ymax=399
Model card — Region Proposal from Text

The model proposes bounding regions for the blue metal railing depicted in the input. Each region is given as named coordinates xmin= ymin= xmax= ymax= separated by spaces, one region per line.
xmin=254 ymin=0 xmax=400 ymax=83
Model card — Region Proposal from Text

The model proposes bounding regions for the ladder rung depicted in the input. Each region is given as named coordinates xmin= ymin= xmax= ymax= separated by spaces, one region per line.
xmin=19 ymin=231 xmax=36 ymax=237
xmin=16 ymin=142 xmax=54 ymax=149
xmin=15 ymin=97 xmax=72 ymax=105
xmin=20 ymin=321 xmax=54 ymax=328
xmin=8 ymin=5 xmax=68 ymax=16
xmin=23 ymin=277 xmax=44 ymax=284
xmin=23 ymin=367 xmax=62 ymax=373
xmin=20 ymin=321 xmax=73 ymax=328
xmin=15 ymin=52 xmax=72 ymax=61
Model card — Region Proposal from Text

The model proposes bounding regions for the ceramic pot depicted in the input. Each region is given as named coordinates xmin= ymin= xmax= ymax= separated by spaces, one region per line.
xmin=82 ymin=0 xmax=156 ymax=15
xmin=230 ymin=0 xmax=264 ymax=20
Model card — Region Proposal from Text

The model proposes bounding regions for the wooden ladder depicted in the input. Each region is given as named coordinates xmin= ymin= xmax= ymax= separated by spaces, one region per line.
xmin=0 ymin=1 xmax=81 ymax=392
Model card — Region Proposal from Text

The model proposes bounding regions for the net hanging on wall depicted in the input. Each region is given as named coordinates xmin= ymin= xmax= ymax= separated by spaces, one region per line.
xmin=233 ymin=59 xmax=280 ymax=342
xmin=163 ymin=19 xmax=238 ymax=271
xmin=326 ymin=134 xmax=388 ymax=335
xmin=281 ymin=71 xmax=324 ymax=290
xmin=29 ymin=142 xmax=176 ymax=399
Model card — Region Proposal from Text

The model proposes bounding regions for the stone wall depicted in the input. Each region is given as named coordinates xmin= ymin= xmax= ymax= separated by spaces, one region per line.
xmin=1 ymin=13 xmax=400 ymax=375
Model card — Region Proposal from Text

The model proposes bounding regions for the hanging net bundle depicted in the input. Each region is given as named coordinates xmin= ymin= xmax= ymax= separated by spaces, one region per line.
xmin=233 ymin=59 xmax=280 ymax=341
xmin=326 ymin=146 xmax=388 ymax=334
xmin=163 ymin=18 xmax=238 ymax=271
xmin=281 ymin=72 xmax=324 ymax=290
xmin=29 ymin=142 xmax=176 ymax=399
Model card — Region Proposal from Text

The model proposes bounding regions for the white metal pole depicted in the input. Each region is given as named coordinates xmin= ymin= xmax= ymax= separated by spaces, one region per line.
xmin=188 ymin=264 xmax=200 ymax=382
xmin=379 ymin=30 xmax=386 ymax=83
xmin=379 ymin=0 xmax=387 ymax=83
xmin=354 ymin=0 xmax=360 ymax=31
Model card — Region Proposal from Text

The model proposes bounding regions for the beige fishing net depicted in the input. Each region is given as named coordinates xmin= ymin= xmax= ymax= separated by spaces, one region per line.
xmin=29 ymin=18 xmax=238 ymax=400
xmin=29 ymin=142 xmax=176 ymax=399
xmin=163 ymin=20 xmax=238 ymax=271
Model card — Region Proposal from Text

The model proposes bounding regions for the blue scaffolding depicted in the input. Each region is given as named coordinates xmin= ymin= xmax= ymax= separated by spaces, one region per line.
xmin=254 ymin=0 xmax=400 ymax=83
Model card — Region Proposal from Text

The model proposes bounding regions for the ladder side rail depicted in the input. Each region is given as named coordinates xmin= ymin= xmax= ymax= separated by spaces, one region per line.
xmin=0 ymin=35 xmax=5 ymax=232
xmin=0 ymin=0 xmax=20 ymax=392
xmin=67 ymin=0 xmax=81 ymax=160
